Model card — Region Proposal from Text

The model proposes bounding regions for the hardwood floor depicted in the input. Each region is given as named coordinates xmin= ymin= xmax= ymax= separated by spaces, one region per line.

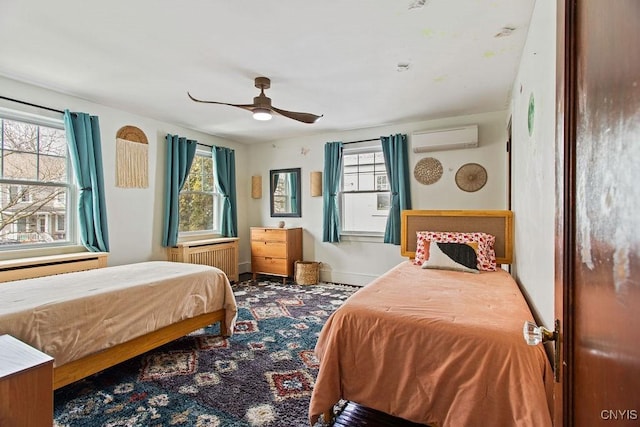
xmin=332 ymin=402 xmax=429 ymax=427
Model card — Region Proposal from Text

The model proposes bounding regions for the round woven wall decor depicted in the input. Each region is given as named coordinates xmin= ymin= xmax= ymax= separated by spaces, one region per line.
xmin=455 ymin=163 xmax=487 ymax=192
xmin=413 ymin=157 xmax=443 ymax=185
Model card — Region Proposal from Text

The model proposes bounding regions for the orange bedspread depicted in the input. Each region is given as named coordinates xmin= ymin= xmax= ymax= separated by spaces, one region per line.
xmin=309 ymin=261 xmax=553 ymax=427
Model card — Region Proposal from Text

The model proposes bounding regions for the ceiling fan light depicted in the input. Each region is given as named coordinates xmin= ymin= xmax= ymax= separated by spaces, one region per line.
xmin=253 ymin=109 xmax=272 ymax=121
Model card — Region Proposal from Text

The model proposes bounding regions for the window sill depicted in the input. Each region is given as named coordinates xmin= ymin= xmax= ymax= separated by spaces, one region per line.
xmin=174 ymin=236 xmax=238 ymax=247
xmin=177 ymin=232 xmax=223 ymax=243
xmin=339 ymin=232 xmax=385 ymax=243
xmin=0 ymin=245 xmax=88 ymax=261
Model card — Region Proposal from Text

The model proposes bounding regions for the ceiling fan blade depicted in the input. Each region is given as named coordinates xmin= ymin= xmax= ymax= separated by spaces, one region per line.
xmin=271 ymin=106 xmax=323 ymax=124
xmin=187 ymin=92 xmax=256 ymax=112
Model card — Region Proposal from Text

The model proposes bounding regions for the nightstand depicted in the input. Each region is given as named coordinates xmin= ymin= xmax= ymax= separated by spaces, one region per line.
xmin=0 ymin=335 xmax=53 ymax=426
xmin=251 ymin=227 xmax=302 ymax=283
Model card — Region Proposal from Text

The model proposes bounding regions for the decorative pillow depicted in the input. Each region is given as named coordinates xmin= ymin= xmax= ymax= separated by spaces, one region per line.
xmin=414 ymin=231 xmax=497 ymax=271
xmin=414 ymin=232 xmax=430 ymax=265
xmin=421 ymin=241 xmax=479 ymax=273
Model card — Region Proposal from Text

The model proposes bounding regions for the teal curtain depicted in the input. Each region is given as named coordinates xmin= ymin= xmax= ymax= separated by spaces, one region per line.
xmin=381 ymin=133 xmax=412 ymax=244
xmin=322 ymin=141 xmax=343 ymax=242
xmin=162 ymin=134 xmax=197 ymax=247
xmin=289 ymin=172 xmax=298 ymax=214
xmin=63 ymin=110 xmax=109 ymax=252
xmin=212 ymin=145 xmax=238 ymax=237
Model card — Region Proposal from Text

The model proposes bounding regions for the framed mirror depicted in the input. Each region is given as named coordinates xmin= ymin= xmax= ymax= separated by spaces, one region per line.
xmin=270 ymin=168 xmax=301 ymax=217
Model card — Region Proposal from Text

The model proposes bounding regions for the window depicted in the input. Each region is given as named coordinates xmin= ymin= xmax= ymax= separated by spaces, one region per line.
xmin=0 ymin=113 xmax=75 ymax=248
xmin=37 ymin=216 xmax=46 ymax=232
xmin=56 ymin=214 xmax=65 ymax=232
xmin=341 ymin=144 xmax=390 ymax=234
xmin=178 ymin=150 xmax=223 ymax=235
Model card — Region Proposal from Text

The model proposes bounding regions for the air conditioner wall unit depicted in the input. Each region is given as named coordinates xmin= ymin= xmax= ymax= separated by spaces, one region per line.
xmin=411 ymin=124 xmax=478 ymax=153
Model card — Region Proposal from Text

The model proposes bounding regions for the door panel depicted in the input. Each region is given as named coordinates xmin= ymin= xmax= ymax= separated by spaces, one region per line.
xmin=560 ymin=0 xmax=640 ymax=425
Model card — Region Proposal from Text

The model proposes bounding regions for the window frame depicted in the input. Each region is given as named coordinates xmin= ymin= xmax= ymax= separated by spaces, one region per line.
xmin=339 ymin=141 xmax=390 ymax=237
xmin=0 ymin=108 xmax=78 ymax=251
xmin=177 ymin=148 xmax=223 ymax=239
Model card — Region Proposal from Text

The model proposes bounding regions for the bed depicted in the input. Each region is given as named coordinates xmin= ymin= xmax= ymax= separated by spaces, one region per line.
xmin=0 ymin=260 xmax=237 ymax=389
xmin=309 ymin=210 xmax=553 ymax=427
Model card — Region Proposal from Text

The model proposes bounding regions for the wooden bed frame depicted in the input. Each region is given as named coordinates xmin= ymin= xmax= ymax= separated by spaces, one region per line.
xmin=400 ymin=209 xmax=513 ymax=264
xmin=1 ymin=255 xmax=232 ymax=390
xmin=53 ymin=309 xmax=228 ymax=389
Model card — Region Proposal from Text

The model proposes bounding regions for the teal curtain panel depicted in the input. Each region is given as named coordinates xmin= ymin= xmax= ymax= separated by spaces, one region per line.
xmin=288 ymin=171 xmax=298 ymax=214
xmin=63 ymin=110 xmax=109 ymax=252
xmin=162 ymin=134 xmax=197 ymax=247
xmin=322 ymin=141 xmax=343 ymax=242
xmin=381 ymin=133 xmax=412 ymax=245
xmin=212 ymin=145 xmax=238 ymax=237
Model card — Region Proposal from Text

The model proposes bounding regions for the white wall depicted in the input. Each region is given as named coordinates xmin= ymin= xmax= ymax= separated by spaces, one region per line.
xmin=247 ymin=111 xmax=509 ymax=285
xmin=4 ymin=55 xmax=553 ymax=304
xmin=0 ymin=76 xmax=250 ymax=267
xmin=509 ymin=1 xmax=556 ymax=328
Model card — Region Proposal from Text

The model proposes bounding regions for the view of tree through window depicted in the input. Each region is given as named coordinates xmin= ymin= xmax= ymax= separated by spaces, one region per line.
xmin=341 ymin=149 xmax=390 ymax=233
xmin=273 ymin=175 xmax=290 ymax=214
xmin=0 ymin=117 xmax=73 ymax=247
xmin=179 ymin=151 xmax=221 ymax=234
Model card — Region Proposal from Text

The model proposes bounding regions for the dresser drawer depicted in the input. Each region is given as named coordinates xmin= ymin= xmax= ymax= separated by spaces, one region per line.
xmin=252 ymin=257 xmax=288 ymax=275
xmin=251 ymin=228 xmax=287 ymax=242
xmin=251 ymin=241 xmax=286 ymax=258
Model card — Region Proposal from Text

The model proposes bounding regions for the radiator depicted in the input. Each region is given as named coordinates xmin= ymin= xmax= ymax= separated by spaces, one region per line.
xmin=168 ymin=238 xmax=239 ymax=282
xmin=0 ymin=252 xmax=109 ymax=283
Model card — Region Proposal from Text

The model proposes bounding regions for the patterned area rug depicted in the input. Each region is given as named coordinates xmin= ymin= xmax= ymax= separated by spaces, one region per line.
xmin=53 ymin=280 xmax=359 ymax=427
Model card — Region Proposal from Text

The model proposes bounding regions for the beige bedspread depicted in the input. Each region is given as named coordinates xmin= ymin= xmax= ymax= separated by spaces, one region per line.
xmin=0 ymin=261 xmax=237 ymax=367
xmin=310 ymin=261 xmax=553 ymax=427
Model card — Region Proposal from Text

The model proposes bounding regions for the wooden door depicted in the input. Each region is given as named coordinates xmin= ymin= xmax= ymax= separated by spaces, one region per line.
xmin=557 ymin=0 xmax=640 ymax=425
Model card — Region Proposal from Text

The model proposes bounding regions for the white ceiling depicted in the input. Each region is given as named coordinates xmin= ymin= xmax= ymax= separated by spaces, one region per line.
xmin=0 ymin=0 xmax=535 ymax=144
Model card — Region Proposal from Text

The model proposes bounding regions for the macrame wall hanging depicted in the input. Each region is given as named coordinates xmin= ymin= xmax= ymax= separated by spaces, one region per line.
xmin=115 ymin=125 xmax=149 ymax=188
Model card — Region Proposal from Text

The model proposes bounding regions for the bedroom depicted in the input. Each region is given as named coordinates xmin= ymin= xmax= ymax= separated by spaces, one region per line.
xmin=1 ymin=1 xmax=638 ymax=426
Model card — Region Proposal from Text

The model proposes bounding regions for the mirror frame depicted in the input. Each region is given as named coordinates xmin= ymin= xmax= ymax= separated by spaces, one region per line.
xmin=270 ymin=167 xmax=302 ymax=218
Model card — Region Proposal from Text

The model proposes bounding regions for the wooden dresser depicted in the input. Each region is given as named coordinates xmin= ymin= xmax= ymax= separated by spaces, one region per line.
xmin=251 ymin=227 xmax=302 ymax=283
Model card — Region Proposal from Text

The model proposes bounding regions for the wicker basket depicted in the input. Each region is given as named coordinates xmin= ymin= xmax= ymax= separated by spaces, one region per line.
xmin=295 ymin=261 xmax=321 ymax=285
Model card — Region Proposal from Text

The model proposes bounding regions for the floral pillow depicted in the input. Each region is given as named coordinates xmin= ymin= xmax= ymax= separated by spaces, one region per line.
xmin=414 ymin=231 xmax=497 ymax=271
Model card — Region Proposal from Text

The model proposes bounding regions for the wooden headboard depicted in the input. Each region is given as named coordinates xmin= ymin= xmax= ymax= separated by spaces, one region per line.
xmin=400 ymin=210 xmax=513 ymax=264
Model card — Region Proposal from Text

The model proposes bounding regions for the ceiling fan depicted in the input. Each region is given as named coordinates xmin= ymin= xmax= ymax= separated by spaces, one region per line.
xmin=188 ymin=77 xmax=323 ymax=124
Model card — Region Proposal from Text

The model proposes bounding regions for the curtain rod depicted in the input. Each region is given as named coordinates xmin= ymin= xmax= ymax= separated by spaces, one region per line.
xmin=343 ymin=137 xmax=380 ymax=145
xmin=0 ymin=95 xmax=65 ymax=115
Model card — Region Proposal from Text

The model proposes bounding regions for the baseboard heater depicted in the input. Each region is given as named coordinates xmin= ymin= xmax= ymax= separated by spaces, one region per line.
xmin=168 ymin=238 xmax=239 ymax=282
xmin=0 ymin=252 xmax=109 ymax=283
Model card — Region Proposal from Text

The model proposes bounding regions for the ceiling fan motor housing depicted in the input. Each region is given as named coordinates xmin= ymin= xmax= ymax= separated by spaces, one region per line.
xmin=254 ymin=95 xmax=272 ymax=109
xmin=255 ymin=77 xmax=271 ymax=89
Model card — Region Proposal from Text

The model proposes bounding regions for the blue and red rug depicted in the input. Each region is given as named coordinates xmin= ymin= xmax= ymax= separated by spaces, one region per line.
xmin=54 ymin=280 xmax=359 ymax=427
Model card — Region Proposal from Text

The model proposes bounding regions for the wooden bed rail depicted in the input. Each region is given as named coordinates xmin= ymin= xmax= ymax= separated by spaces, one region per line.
xmin=53 ymin=309 xmax=227 ymax=389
